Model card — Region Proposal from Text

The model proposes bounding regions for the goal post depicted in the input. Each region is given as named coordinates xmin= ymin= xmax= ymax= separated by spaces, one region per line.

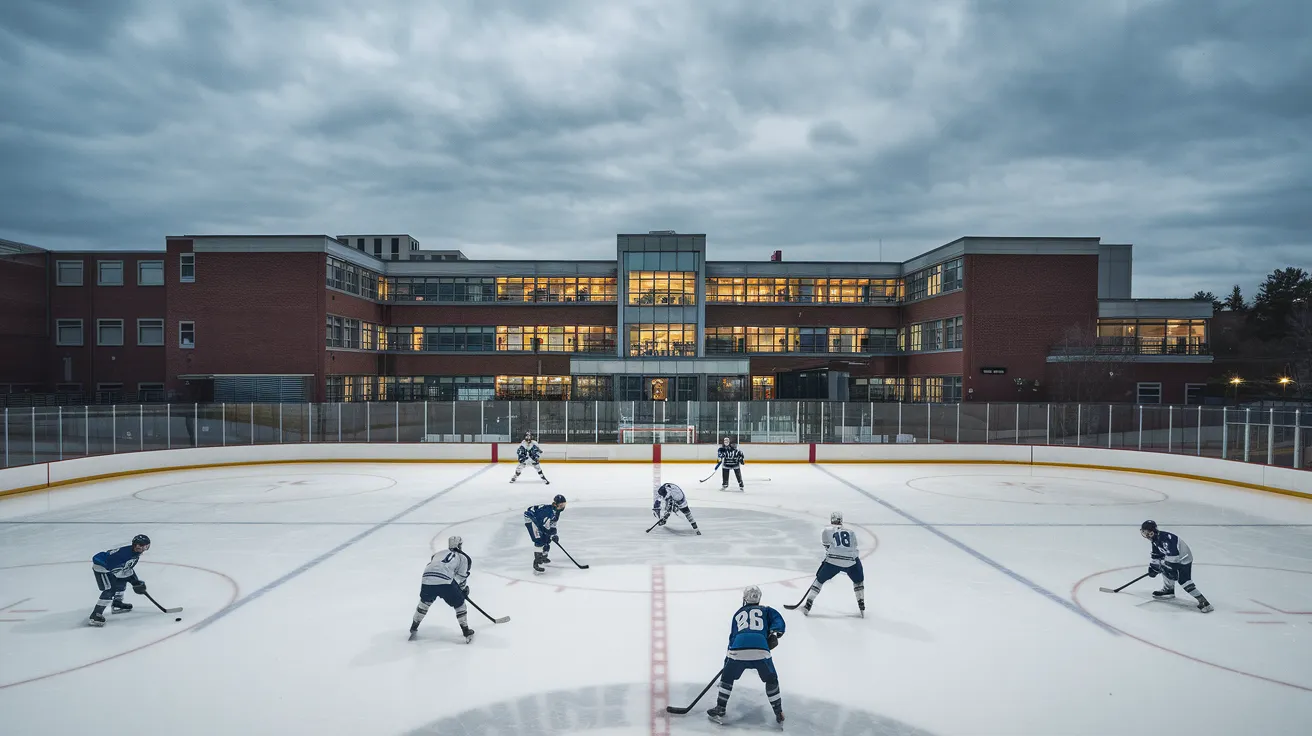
xmin=617 ymin=425 xmax=697 ymax=444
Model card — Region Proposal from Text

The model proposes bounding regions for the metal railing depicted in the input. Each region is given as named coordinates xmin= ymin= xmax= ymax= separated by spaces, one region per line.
xmin=1049 ymin=336 xmax=1210 ymax=356
xmin=2 ymin=401 xmax=1307 ymax=471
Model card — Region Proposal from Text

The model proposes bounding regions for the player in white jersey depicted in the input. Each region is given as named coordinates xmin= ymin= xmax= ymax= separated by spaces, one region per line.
xmin=511 ymin=432 xmax=549 ymax=484
xmin=801 ymin=511 xmax=864 ymax=616
xmin=652 ymin=482 xmax=700 ymax=534
xmin=410 ymin=536 xmax=476 ymax=642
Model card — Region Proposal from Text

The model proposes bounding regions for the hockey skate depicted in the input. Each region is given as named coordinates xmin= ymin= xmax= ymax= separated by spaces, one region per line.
xmin=111 ymin=600 xmax=133 ymax=614
xmin=88 ymin=612 xmax=106 ymax=627
xmin=1152 ymin=588 xmax=1175 ymax=599
xmin=706 ymin=706 xmax=726 ymax=724
xmin=510 ymin=475 xmax=518 ymax=483
xmin=858 ymin=600 xmax=866 ymax=618
xmin=1197 ymin=596 xmax=1213 ymax=613
xmin=720 ymin=484 xmax=729 ymax=492
xmin=802 ymin=600 xmax=813 ymax=616
xmin=532 ymin=553 xmax=546 ymax=574
xmin=461 ymin=625 xmax=476 ymax=643
xmin=774 ymin=708 xmax=785 ymax=724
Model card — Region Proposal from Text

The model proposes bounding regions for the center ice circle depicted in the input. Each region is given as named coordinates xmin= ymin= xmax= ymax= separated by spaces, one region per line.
xmin=132 ymin=473 xmax=396 ymax=504
xmin=906 ymin=474 xmax=1168 ymax=506
xmin=437 ymin=506 xmax=877 ymax=593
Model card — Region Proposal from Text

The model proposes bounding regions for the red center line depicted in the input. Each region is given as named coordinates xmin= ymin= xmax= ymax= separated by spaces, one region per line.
xmin=650 ymin=565 xmax=669 ymax=736
xmin=0 ymin=598 xmax=32 ymax=613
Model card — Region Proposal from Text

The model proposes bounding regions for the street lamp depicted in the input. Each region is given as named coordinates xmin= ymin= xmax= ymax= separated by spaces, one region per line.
xmin=1229 ymin=376 xmax=1243 ymax=406
xmin=1278 ymin=376 xmax=1292 ymax=397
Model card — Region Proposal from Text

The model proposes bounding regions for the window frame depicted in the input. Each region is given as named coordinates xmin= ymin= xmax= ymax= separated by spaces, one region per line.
xmin=136 ymin=318 xmax=165 ymax=346
xmin=96 ymin=319 xmax=125 ymax=347
xmin=1136 ymin=382 xmax=1163 ymax=405
xmin=179 ymin=321 xmax=195 ymax=349
xmin=56 ymin=318 xmax=84 ymax=346
xmin=96 ymin=260 xmax=124 ymax=287
xmin=56 ymin=260 xmax=85 ymax=286
xmin=137 ymin=260 xmax=165 ymax=286
xmin=179 ymin=253 xmax=196 ymax=282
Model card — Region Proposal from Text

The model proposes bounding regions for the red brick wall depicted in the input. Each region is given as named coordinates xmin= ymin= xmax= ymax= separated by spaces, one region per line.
xmin=901 ymin=291 xmax=966 ymax=324
xmin=706 ymin=305 xmax=900 ymax=328
xmin=1044 ymin=362 xmax=1218 ymax=404
xmin=326 ymin=291 xmax=385 ymax=323
xmin=0 ymin=253 xmax=48 ymax=387
xmin=165 ymin=242 xmax=326 ymax=399
xmin=47 ymin=253 xmax=168 ymax=392
xmin=749 ymin=355 xmax=904 ymax=378
xmin=906 ymin=351 xmax=965 ymax=376
xmin=964 ymin=254 xmax=1099 ymax=401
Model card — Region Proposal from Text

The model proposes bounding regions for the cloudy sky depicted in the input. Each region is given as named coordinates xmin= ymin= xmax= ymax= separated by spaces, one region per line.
xmin=1 ymin=0 xmax=1307 ymax=299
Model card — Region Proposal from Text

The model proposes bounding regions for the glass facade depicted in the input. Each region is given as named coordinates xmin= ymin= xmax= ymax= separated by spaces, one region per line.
xmin=627 ymin=271 xmax=697 ymax=306
xmin=628 ymin=323 xmax=697 ymax=357
xmin=706 ymin=277 xmax=901 ymax=304
xmin=705 ymin=326 xmax=902 ymax=354
xmin=1096 ymin=319 xmax=1208 ymax=354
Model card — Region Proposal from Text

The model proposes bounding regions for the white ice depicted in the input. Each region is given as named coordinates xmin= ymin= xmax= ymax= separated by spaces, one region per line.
xmin=2 ymin=461 xmax=1311 ymax=735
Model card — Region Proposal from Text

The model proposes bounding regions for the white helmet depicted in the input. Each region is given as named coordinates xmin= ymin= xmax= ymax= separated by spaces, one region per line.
xmin=722 ymin=437 xmax=732 ymax=446
xmin=743 ymin=585 xmax=762 ymax=605
xmin=830 ymin=511 xmax=843 ymax=525
xmin=448 ymin=536 xmax=462 ymax=550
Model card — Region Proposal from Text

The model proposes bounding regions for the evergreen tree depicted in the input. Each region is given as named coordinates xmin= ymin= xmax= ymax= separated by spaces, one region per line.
xmin=1192 ymin=290 xmax=1222 ymax=311
xmin=1224 ymin=285 xmax=1246 ymax=311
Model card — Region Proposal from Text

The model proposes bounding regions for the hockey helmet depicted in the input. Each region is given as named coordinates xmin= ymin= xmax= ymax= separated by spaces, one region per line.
xmin=830 ymin=511 xmax=843 ymax=525
xmin=657 ymin=484 xmax=668 ymax=496
xmin=722 ymin=437 xmax=731 ymax=446
xmin=524 ymin=432 xmax=534 ymax=440
xmin=742 ymin=585 xmax=762 ymax=605
xmin=132 ymin=534 xmax=151 ymax=550
xmin=553 ymin=494 xmax=567 ymax=507
xmin=1140 ymin=520 xmax=1158 ymax=539
xmin=448 ymin=535 xmax=463 ymax=550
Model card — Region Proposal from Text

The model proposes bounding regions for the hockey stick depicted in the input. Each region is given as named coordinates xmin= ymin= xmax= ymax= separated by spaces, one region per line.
xmin=646 ymin=514 xmax=669 ymax=533
xmin=698 ymin=464 xmax=720 ymax=483
xmin=142 ymin=591 xmax=182 ymax=614
xmin=465 ymin=596 xmax=510 ymax=624
xmin=554 ymin=542 xmax=590 ymax=569
xmin=782 ymin=589 xmax=811 ymax=610
xmin=667 ymin=668 xmax=725 ymax=714
xmin=1099 ymin=572 xmax=1150 ymax=594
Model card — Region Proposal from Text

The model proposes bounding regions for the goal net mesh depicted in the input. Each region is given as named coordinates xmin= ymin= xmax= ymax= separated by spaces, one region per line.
xmin=617 ymin=425 xmax=697 ymax=444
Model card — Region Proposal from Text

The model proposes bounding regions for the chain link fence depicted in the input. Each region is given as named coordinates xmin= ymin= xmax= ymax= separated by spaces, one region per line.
xmin=2 ymin=401 xmax=1308 ymax=470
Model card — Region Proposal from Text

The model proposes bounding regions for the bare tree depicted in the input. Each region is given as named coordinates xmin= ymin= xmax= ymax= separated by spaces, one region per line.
xmin=1048 ymin=324 xmax=1135 ymax=403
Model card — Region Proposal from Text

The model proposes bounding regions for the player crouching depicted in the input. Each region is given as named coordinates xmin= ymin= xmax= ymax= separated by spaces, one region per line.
xmin=511 ymin=432 xmax=549 ymax=484
xmin=708 ymin=586 xmax=786 ymax=725
xmin=524 ymin=494 xmax=567 ymax=574
xmin=1141 ymin=520 xmax=1213 ymax=613
xmin=801 ymin=512 xmax=864 ymax=617
xmin=89 ymin=534 xmax=151 ymax=627
xmin=411 ymin=536 xmax=475 ymax=642
xmin=653 ymin=482 xmax=700 ymax=535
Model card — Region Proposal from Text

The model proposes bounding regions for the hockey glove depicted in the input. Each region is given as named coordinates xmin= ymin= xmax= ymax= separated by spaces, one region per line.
xmin=551 ymin=534 xmax=559 ymax=543
xmin=767 ymin=633 xmax=780 ymax=650
xmin=132 ymin=581 xmax=147 ymax=594
xmin=460 ymin=584 xmax=470 ymax=597
xmin=1148 ymin=563 xmax=1161 ymax=578
xmin=653 ymin=505 xmax=662 ymax=518
xmin=1162 ymin=564 xmax=1179 ymax=582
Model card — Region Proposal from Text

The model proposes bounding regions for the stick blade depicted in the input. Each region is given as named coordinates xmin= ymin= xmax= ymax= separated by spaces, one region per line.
xmin=494 ymin=616 xmax=511 ymax=624
xmin=666 ymin=706 xmax=692 ymax=715
xmin=164 ymin=607 xmax=183 ymax=613
xmin=783 ymin=603 xmax=802 ymax=610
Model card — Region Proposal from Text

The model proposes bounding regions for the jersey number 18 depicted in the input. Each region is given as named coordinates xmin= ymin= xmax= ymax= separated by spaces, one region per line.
xmin=735 ymin=609 xmax=764 ymax=632
xmin=832 ymin=531 xmax=853 ymax=548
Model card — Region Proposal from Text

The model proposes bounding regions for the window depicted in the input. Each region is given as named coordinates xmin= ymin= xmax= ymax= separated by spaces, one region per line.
xmin=137 ymin=319 xmax=165 ymax=346
xmin=909 ymin=323 xmax=924 ymax=352
xmin=97 ymin=383 xmax=125 ymax=403
xmin=391 ymin=237 xmax=400 ymax=260
xmin=943 ymin=376 xmax=964 ymax=403
xmin=708 ymin=375 xmax=748 ymax=401
xmin=628 ymin=323 xmax=697 ymax=357
xmin=373 ymin=238 xmax=383 ymax=257
xmin=97 ymin=319 xmax=124 ymax=346
xmin=137 ymin=383 xmax=165 ymax=401
xmin=96 ymin=260 xmax=124 ymax=286
xmin=626 ymin=271 xmax=697 ymax=306
xmin=56 ymin=383 xmax=82 ymax=393
xmin=675 ymin=376 xmax=699 ymax=401
xmin=56 ymin=319 xmax=83 ymax=346
xmin=571 ymin=375 xmax=614 ymax=401
xmin=868 ymin=328 xmax=899 ymax=353
xmin=751 ymin=376 xmax=775 ymax=400
xmin=704 ymin=277 xmax=901 ymax=304
xmin=1096 ymin=319 xmax=1209 ymax=355
xmin=923 ymin=321 xmax=943 ymax=351
xmin=179 ymin=254 xmax=195 ymax=282
xmin=356 ymin=238 xmax=365 ymax=251
xmin=56 ymin=260 xmax=84 ymax=286
xmin=495 ymin=325 xmax=614 ymax=353
xmin=906 ymin=263 xmax=945 ymax=301
xmin=1185 ymin=383 xmax=1206 ymax=405
xmin=495 ymin=375 xmax=571 ymax=400
xmin=179 ymin=321 xmax=195 ymax=348
xmin=945 ymin=316 xmax=964 ymax=349
xmin=941 ymin=258 xmax=964 ymax=292
xmin=850 ymin=377 xmax=906 ymax=402
xmin=1137 ymin=383 xmax=1162 ymax=405
xmin=137 ymin=260 xmax=164 ymax=286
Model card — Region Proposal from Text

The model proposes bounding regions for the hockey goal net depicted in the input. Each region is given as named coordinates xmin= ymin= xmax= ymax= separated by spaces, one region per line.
xmin=618 ymin=425 xmax=696 ymax=444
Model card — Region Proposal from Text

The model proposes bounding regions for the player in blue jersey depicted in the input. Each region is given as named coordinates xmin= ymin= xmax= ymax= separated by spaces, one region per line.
xmin=1142 ymin=520 xmax=1213 ymax=612
xmin=524 ymin=494 xmax=567 ymax=574
xmin=88 ymin=534 xmax=151 ymax=627
xmin=715 ymin=438 xmax=745 ymax=492
xmin=707 ymin=585 xmax=786 ymax=725
xmin=511 ymin=432 xmax=549 ymax=484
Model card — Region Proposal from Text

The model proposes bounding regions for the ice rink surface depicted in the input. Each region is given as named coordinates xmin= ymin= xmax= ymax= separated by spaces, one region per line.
xmin=2 ymin=460 xmax=1311 ymax=735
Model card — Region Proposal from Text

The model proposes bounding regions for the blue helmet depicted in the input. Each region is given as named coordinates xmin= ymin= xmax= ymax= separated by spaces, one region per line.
xmin=553 ymin=494 xmax=567 ymax=506
xmin=132 ymin=534 xmax=151 ymax=548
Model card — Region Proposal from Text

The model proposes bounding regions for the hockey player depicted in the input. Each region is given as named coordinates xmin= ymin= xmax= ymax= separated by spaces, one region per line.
xmin=715 ymin=437 xmax=745 ymax=492
xmin=707 ymin=585 xmax=786 ymax=725
xmin=652 ymin=482 xmax=700 ymax=535
xmin=524 ymin=494 xmax=567 ymax=573
xmin=411 ymin=536 xmax=475 ymax=642
xmin=88 ymin=534 xmax=150 ymax=627
xmin=511 ymin=432 xmax=549 ymax=484
xmin=1141 ymin=520 xmax=1213 ymax=612
xmin=801 ymin=511 xmax=865 ymax=617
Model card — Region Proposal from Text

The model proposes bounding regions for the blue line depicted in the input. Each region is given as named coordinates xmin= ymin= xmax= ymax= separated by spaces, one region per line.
xmin=193 ymin=464 xmax=494 ymax=631
xmin=816 ymin=466 xmax=1119 ymax=635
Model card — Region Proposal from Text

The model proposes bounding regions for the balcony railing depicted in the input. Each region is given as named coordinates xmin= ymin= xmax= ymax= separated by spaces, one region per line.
xmin=1050 ymin=337 xmax=1210 ymax=357
xmin=705 ymin=341 xmax=904 ymax=356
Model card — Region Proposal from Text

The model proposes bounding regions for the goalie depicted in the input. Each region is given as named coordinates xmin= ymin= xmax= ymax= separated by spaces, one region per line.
xmin=652 ymin=482 xmax=700 ymax=535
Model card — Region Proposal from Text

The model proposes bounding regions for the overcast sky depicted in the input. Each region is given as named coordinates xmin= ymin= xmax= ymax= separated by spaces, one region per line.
xmin=1 ymin=0 xmax=1307 ymax=299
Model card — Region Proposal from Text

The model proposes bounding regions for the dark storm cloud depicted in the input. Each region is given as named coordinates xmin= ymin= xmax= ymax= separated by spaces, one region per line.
xmin=0 ymin=0 xmax=1307 ymax=295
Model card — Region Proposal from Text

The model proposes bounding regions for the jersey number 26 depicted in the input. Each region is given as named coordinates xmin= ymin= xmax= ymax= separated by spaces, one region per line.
xmin=735 ymin=609 xmax=764 ymax=632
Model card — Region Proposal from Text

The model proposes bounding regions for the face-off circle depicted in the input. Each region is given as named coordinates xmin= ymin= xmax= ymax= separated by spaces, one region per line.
xmin=1073 ymin=564 xmax=1312 ymax=692
xmin=907 ymin=474 xmax=1168 ymax=506
xmin=132 ymin=473 xmax=397 ymax=504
